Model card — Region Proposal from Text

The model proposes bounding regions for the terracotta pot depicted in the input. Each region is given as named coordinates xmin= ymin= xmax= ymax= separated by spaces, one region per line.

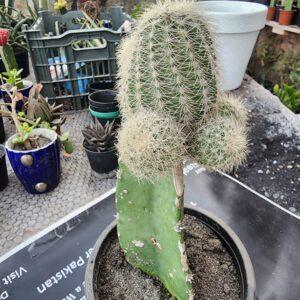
xmin=278 ymin=9 xmax=294 ymax=25
xmin=266 ymin=6 xmax=276 ymax=20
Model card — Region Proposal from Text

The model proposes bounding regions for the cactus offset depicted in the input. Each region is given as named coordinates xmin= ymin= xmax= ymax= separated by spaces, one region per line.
xmin=116 ymin=1 xmax=248 ymax=299
xmin=117 ymin=110 xmax=185 ymax=181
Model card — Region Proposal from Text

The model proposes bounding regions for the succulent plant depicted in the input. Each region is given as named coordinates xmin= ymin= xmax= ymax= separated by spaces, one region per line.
xmin=0 ymin=86 xmax=40 ymax=150
xmin=25 ymin=84 xmax=66 ymax=129
xmin=115 ymin=1 xmax=248 ymax=299
xmin=82 ymin=119 xmax=117 ymax=152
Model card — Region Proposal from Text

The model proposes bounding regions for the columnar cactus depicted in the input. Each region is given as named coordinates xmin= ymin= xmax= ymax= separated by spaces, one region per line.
xmin=116 ymin=1 xmax=248 ymax=299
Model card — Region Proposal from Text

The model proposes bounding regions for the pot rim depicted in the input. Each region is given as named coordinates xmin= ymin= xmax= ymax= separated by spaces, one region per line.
xmin=198 ymin=1 xmax=267 ymax=16
xmin=279 ymin=8 xmax=294 ymax=12
xmin=89 ymin=90 xmax=117 ymax=101
xmin=198 ymin=1 xmax=267 ymax=34
xmin=89 ymin=107 xmax=120 ymax=119
xmin=5 ymin=128 xmax=57 ymax=154
xmin=0 ymin=80 xmax=33 ymax=93
xmin=85 ymin=205 xmax=256 ymax=300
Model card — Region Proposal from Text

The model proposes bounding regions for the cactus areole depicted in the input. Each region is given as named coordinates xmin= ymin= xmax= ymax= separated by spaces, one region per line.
xmin=116 ymin=1 xmax=248 ymax=299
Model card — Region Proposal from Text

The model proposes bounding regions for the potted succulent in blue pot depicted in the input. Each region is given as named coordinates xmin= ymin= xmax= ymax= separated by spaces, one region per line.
xmin=1 ymin=86 xmax=61 ymax=194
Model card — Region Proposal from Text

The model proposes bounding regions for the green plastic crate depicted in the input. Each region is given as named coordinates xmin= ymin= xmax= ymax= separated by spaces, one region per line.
xmin=22 ymin=7 xmax=131 ymax=110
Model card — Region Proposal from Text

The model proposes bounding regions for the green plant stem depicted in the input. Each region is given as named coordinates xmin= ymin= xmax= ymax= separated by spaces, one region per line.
xmin=0 ymin=109 xmax=36 ymax=125
xmin=0 ymin=45 xmax=18 ymax=72
xmin=116 ymin=163 xmax=193 ymax=300
xmin=284 ymin=0 xmax=293 ymax=11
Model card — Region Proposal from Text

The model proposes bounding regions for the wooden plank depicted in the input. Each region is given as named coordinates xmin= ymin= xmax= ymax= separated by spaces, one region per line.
xmin=266 ymin=20 xmax=300 ymax=35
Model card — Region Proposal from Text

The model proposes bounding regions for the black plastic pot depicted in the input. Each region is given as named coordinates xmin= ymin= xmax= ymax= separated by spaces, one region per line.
xmin=84 ymin=144 xmax=118 ymax=174
xmin=89 ymin=90 xmax=118 ymax=112
xmin=88 ymin=81 xmax=115 ymax=94
xmin=275 ymin=4 xmax=284 ymax=22
xmin=89 ymin=90 xmax=120 ymax=126
xmin=0 ymin=145 xmax=8 ymax=191
xmin=0 ymin=46 xmax=30 ymax=78
xmin=0 ymin=116 xmax=5 ymax=144
xmin=85 ymin=206 xmax=256 ymax=300
xmin=293 ymin=7 xmax=300 ymax=26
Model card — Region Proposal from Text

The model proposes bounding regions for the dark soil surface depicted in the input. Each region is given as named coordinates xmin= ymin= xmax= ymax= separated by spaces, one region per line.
xmin=232 ymin=112 xmax=300 ymax=215
xmin=95 ymin=215 xmax=241 ymax=299
xmin=13 ymin=135 xmax=51 ymax=151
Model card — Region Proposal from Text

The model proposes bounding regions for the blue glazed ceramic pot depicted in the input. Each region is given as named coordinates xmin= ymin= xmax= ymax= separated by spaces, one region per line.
xmin=5 ymin=128 xmax=61 ymax=194
xmin=1 ymin=80 xmax=33 ymax=112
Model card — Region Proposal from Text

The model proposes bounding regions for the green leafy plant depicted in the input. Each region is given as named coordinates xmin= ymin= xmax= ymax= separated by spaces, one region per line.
xmin=284 ymin=0 xmax=293 ymax=11
xmin=0 ymin=84 xmax=74 ymax=153
xmin=115 ymin=1 xmax=248 ymax=299
xmin=1 ymin=68 xmax=23 ymax=89
xmin=25 ymin=0 xmax=38 ymax=21
xmin=297 ymin=0 xmax=300 ymax=8
xmin=25 ymin=84 xmax=73 ymax=154
xmin=289 ymin=68 xmax=300 ymax=90
xmin=0 ymin=4 xmax=32 ymax=49
xmin=270 ymin=0 xmax=276 ymax=7
xmin=0 ymin=28 xmax=25 ymax=89
xmin=131 ymin=3 xmax=142 ymax=19
xmin=0 ymin=86 xmax=41 ymax=150
xmin=273 ymin=83 xmax=300 ymax=113
xmin=13 ymin=119 xmax=40 ymax=146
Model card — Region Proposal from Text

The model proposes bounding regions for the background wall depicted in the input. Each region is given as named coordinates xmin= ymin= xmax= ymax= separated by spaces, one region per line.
xmin=248 ymin=28 xmax=300 ymax=90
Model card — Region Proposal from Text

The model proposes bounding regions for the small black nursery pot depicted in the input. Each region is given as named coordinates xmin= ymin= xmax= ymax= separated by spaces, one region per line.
xmin=82 ymin=120 xmax=118 ymax=175
xmin=0 ymin=145 xmax=8 ymax=191
xmin=89 ymin=90 xmax=120 ymax=125
xmin=89 ymin=90 xmax=119 ymax=113
xmin=84 ymin=144 xmax=118 ymax=175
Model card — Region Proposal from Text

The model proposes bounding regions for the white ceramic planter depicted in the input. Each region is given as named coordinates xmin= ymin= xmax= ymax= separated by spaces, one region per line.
xmin=197 ymin=1 xmax=267 ymax=91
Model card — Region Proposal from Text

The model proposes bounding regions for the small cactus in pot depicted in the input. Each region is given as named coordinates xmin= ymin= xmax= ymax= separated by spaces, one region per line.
xmin=116 ymin=1 xmax=248 ymax=299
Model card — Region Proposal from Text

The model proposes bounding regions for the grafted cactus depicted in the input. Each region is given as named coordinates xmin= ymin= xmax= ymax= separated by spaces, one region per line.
xmin=116 ymin=1 xmax=248 ymax=299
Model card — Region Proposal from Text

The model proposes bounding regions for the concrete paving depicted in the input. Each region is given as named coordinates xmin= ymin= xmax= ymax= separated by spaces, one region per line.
xmin=0 ymin=111 xmax=116 ymax=256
